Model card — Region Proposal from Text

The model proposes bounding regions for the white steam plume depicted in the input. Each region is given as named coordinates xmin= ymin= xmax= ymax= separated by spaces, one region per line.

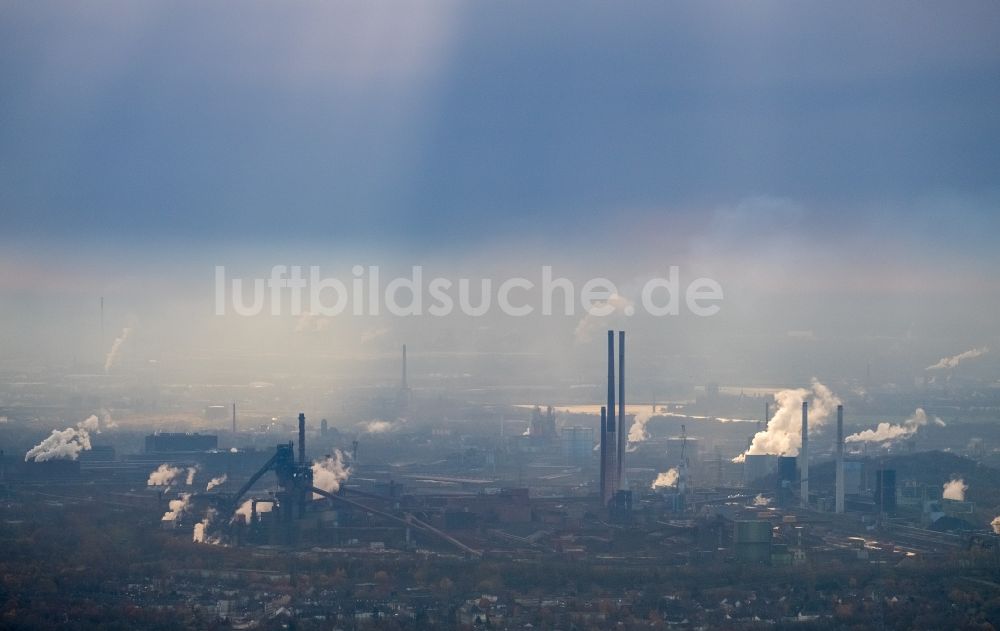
xmin=193 ymin=508 xmax=219 ymax=544
xmin=185 ymin=466 xmax=198 ymax=486
xmin=312 ymin=451 xmax=352 ymax=498
xmin=162 ymin=493 xmax=191 ymax=521
xmin=104 ymin=327 xmax=132 ymax=373
xmin=573 ymin=293 xmax=632 ymax=344
xmin=295 ymin=312 xmax=331 ymax=333
xmin=206 ymin=474 xmax=227 ymax=491
xmin=927 ymin=346 xmax=989 ymax=371
xmin=942 ymin=478 xmax=968 ymax=501
xmin=651 ymin=468 xmax=679 ymax=489
xmin=753 ymin=494 xmax=771 ymax=506
xmin=733 ymin=379 xmax=840 ymax=462
xmin=24 ymin=415 xmax=99 ymax=462
xmin=233 ymin=498 xmax=273 ymax=524
xmin=627 ymin=408 xmax=654 ymax=446
xmin=991 ymin=516 xmax=1000 ymax=535
xmin=845 ymin=408 xmax=945 ymax=444
xmin=360 ymin=419 xmax=395 ymax=434
xmin=147 ymin=464 xmax=183 ymax=486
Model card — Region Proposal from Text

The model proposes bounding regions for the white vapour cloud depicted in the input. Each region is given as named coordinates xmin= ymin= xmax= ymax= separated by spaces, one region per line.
xmin=627 ymin=408 xmax=654 ymax=446
xmin=991 ymin=516 xmax=1000 ymax=535
xmin=147 ymin=464 xmax=183 ymax=486
xmin=927 ymin=346 xmax=989 ymax=370
xmin=753 ymin=494 xmax=771 ymax=506
xmin=104 ymin=327 xmax=132 ymax=372
xmin=360 ymin=419 xmax=395 ymax=434
xmin=206 ymin=474 xmax=227 ymax=491
xmin=101 ymin=410 xmax=118 ymax=429
xmin=573 ymin=293 xmax=632 ymax=344
xmin=233 ymin=498 xmax=273 ymax=524
xmin=312 ymin=451 xmax=352 ymax=498
xmin=24 ymin=415 xmax=99 ymax=462
xmin=162 ymin=493 xmax=191 ymax=521
xmin=734 ymin=379 xmax=840 ymax=461
xmin=294 ymin=312 xmax=331 ymax=333
xmin=942 ymin=478 xmax=968 ymax=501
xmin=845 ymin=408 xmax=944 ymax=444
xmin=193 ymin=508 xmax=219 ymax=544
xmin=185 ymin=466 xmax=198 ymax=486
xmin=651 ymin=468 xmax=679 ymax=489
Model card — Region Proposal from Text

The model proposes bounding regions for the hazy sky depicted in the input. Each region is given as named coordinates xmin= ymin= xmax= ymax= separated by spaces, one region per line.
xmin=1 ymin=1 xmax=999 ymax=385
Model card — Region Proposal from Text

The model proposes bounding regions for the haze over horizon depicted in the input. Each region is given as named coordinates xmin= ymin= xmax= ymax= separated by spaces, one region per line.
xmin=2 ymin=1 xmax=999 ymax=389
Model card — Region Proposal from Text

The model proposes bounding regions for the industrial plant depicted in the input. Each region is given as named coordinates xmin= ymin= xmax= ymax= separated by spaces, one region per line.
xmin=3 ymin=333 xmax=1000 ymax=628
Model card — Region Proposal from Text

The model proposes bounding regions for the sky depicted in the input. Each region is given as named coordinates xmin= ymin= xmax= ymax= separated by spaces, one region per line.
xmin=1 ymin=1 xmax=999 ymax=387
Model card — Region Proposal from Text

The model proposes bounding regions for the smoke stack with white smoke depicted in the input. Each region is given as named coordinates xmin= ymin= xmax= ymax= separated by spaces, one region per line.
xmin=24 ymin=415 xmax=100 ymax=462
xmin=845 ymin=408 xmax=945 ymax=445
xmin=942 ymin=478 xmax=968 ymax=501
xmin=926 ymin=346 xmax=989 ymax=371
xmin=733 ymin=379 xmax=840 ymax=462
xmin=206 ymin=474 xmax=227 ymax=491
xmin=312 ymin=451 xmax=352 ymax=499
xmin=147 ymin=464 xmax=183 ymax=486
xmin=104 ymin=327 xmax=132 ymax=373
xmin=650 ymin=468 xmax=679 ymax=490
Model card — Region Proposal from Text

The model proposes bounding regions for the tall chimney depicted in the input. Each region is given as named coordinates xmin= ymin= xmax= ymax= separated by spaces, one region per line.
xmin=617 ymin=330 xmax=626 ymax=490
xmin=232 ymin=402 xmax=236 ymax=434
xmin=599 ymin=406 xmax=607 ymax=502
xmin=800 ymin=401 xmax=809 ymax=508
xmin=606 ymin=330 xmax=616 ymax=493
xmin=298 ymin=412 xmax=306 ymax=465
xmin=835 ymin=404 xmax=845 ymax=514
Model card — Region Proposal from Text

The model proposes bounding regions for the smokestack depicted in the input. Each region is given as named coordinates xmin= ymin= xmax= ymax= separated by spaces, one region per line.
xmin=617 ymin=330 xmax=626 ymax=490
xmin=762 ymin=401 xmax=769 ymax=433
xmin=599 ymin=406 xmax=607 ymax=501
xmin=402 ymin=344 xmax=407 ymax=390
xmin=298 ymin=413 xmax=306 ymax=465
xmin=800 ymin=401 xmax=809 ymax=508
xmin=836 ymin=404 xmax=844 ymax=514
xmin=232 ymin=402 xmax=236 ymax=434
xmin=606 ymin=331 xmax=616 ymax=493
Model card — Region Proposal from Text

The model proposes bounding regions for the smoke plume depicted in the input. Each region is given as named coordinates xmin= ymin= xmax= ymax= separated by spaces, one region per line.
xmin=360 ymin=419 xmax=395 ymax=434
xmin=24 ymin=415 xmax=99 ymax=462
xmin=927 ymin=346 xmax=989 ymax=371
xmin=942 ymin=478 xmax=967 ymax=501
xmin=206 ymin=474 xmax=227 ymax=491
xmin=753 ymin=494 xmax=771 ymax=506
xmin=104 ymin=327 xmax=132 ymax=373
xmin=193 ymin=508 xmax=219 ymax=544
xmin=991 ymin=516 xmax=1000 ymax=535
xmin=573 ymin=293 xmax=632 ymax=344
xmin=734 ymin=379 xmax=840 ymax=461
xmin=312 ymin=451 xmax=352 ymax=498
xmin=651 ymin=468 xmax=679 ymax=489
xmin=845 ymin=408 xmax=945 ymax=444
xmin=162 ymin=493 xmax=191 ymax=521
xmin=185 ymin=466 xmax=198 ymax=486
xmin=147 ymin=464 xmax=183 ymax=486
xmin=233 ymin=498 xmax=273 ymax=524
xmin=627 ymin=408 xmax=655 ymax=446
